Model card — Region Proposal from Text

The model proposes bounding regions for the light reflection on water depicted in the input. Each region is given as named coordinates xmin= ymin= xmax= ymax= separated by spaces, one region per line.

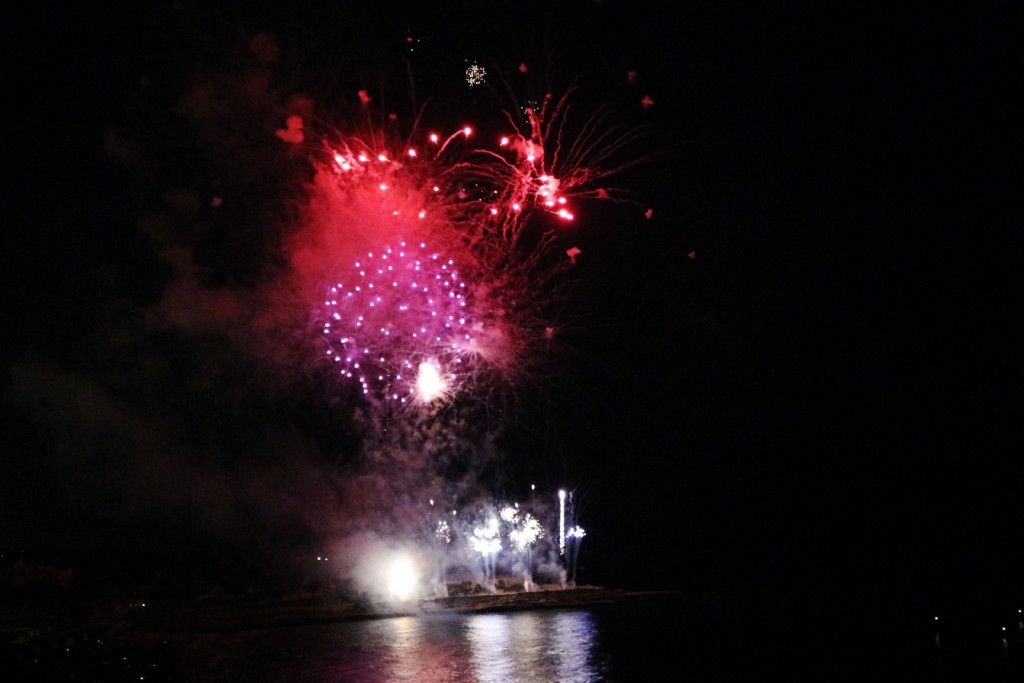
xmin=193 ymin=608 xmax=605 ymax=683
xmin=467 ymin=611 xmax=599 ymax=682
xmin=184 ymin=597 xmax=1022 ymax=681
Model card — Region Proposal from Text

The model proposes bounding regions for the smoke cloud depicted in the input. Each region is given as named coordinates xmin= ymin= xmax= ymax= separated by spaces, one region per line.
xmin=4 ymin=20 xmax=579 ymax=592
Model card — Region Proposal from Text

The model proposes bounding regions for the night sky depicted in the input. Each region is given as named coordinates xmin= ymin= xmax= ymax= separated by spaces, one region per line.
xmin=4 ymin=1 xmax=1019 ymax=622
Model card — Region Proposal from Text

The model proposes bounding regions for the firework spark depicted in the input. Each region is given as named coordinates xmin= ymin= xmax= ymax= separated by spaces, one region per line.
xmin=457 ymin=84 xmax=653 ymax=250
xmin=321 ymin=241 xmax=474 ymax=404
xmin=434 ymin=519 xmax=452 ymax=544
xmin=465 ymin=62 xmax=487 ymax=88
xmin=300 ymin=80 xmax=651 ymax=410
xmin=566 ymin=525 xmax=587 ymax=584
xmin=509 ymin=513 xmax=544 ymax=552
xmin=470 ymin=515 xmax=502 ymax=587
xmin=306 ymin=120 xmax=542 ymax=408
xmin=470 ymin=516 xmax=502 ymax=557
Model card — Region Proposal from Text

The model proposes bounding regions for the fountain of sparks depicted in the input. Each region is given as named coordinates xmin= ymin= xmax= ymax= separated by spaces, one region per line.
xmin=565 ymin=525 xmax=587 ymax=585
xmin=469 ymin=516 xmax=502 ymax=590
xmin=430 ymin=499 xmax=455 ymax=596
xmin=504 ymin=505 xmax=545 ymax=590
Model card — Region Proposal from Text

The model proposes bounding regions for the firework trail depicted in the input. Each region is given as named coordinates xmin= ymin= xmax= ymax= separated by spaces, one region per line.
xmin=558 ymin=488 xmax=567 ymax=556
xmin=456 ymin=83 xmax=653 ymax=252
xmin=555 ymin=487 xmax=588 ymax=584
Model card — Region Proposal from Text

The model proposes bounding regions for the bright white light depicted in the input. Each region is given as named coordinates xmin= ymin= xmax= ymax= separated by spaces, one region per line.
xmin=466 ymin=63 xmax=486 ymax=87
xmin=510 ymin=513 xmax=544 ymax=551
xmin=415 ymin=361 xmax=448 ymax=402
xmin=558 ymin=489 xmax=566 ymax=556
xmin=387 ymin=557 xmax=418 ymax=600
xmin=470 ymin=518 xmax=501 ymax=556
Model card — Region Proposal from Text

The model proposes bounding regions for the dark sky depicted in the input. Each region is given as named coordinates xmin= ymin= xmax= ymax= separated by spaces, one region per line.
xmin=4 ymin=2 xmax=1019 ymax=614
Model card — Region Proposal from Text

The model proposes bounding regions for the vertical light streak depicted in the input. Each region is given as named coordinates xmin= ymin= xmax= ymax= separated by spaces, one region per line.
xmin=558 ymin=489 xmax=566 ymax=556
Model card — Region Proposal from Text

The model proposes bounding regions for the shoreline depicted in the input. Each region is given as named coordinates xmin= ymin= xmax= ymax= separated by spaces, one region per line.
xmin=114 ymin=585 xmax=684 ymax=640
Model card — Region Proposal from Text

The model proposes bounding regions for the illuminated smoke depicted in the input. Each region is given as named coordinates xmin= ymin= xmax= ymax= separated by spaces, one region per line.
xmin=302 ymin=119 xmax=557 ymax=411
xmin=386 ymin=556 xmax=418 ymax=601
xmin=103 ymin=24 xmax=648 ymax=592
xmin=0 ymin=4 xmax=666 ymax=604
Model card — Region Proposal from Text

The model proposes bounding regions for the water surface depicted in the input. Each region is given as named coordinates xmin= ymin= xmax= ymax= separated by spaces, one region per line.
xmin=181 ymin=596 xmax=1024 ymax=682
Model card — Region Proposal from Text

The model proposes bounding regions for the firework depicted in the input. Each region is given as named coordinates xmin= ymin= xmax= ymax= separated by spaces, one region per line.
xmin=558 ymin=489 xmax=566 ymax=556
xmin=308 ymin=122 xmax=536 ymax=408
xmin=509 ymin=513 xmax=544 ymax=552
xmin=470 ymin=516 xmax=502 ymax=587
xmin=469 ymin=518 xmax=502 ymax=557
xmin=321 ymin=241 xmax=474 ymax=404
xmin=300 ymin=77 xmax=651 ymax=410
xmin=434 ymin=519 xmax=452 ymax=544
xmin=504 ymin=506 xmax=544 ymax=590
xmin=297 ymin=73 xmax=645 ymax=592
xmin=456 ymin=84 xmax=653 ymax=251
xmin=566 ymin=524 xmax=586 ymax=585
xmin=465 ymin=62 xmax=487 ymax=88
xmin=499 ymin=505 xmax=519 ymax=524
xmin=498 ymin=504 xmax=545 ymax=551
xmin=555 ymin=487 xmax=587 ymax=584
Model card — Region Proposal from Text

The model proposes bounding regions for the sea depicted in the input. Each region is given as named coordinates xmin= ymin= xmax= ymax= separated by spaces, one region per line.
xmin=174 ymin=594 xmax=1023 ymax=682
xmin=7 ymin=592 xmax=1021 ymax=681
